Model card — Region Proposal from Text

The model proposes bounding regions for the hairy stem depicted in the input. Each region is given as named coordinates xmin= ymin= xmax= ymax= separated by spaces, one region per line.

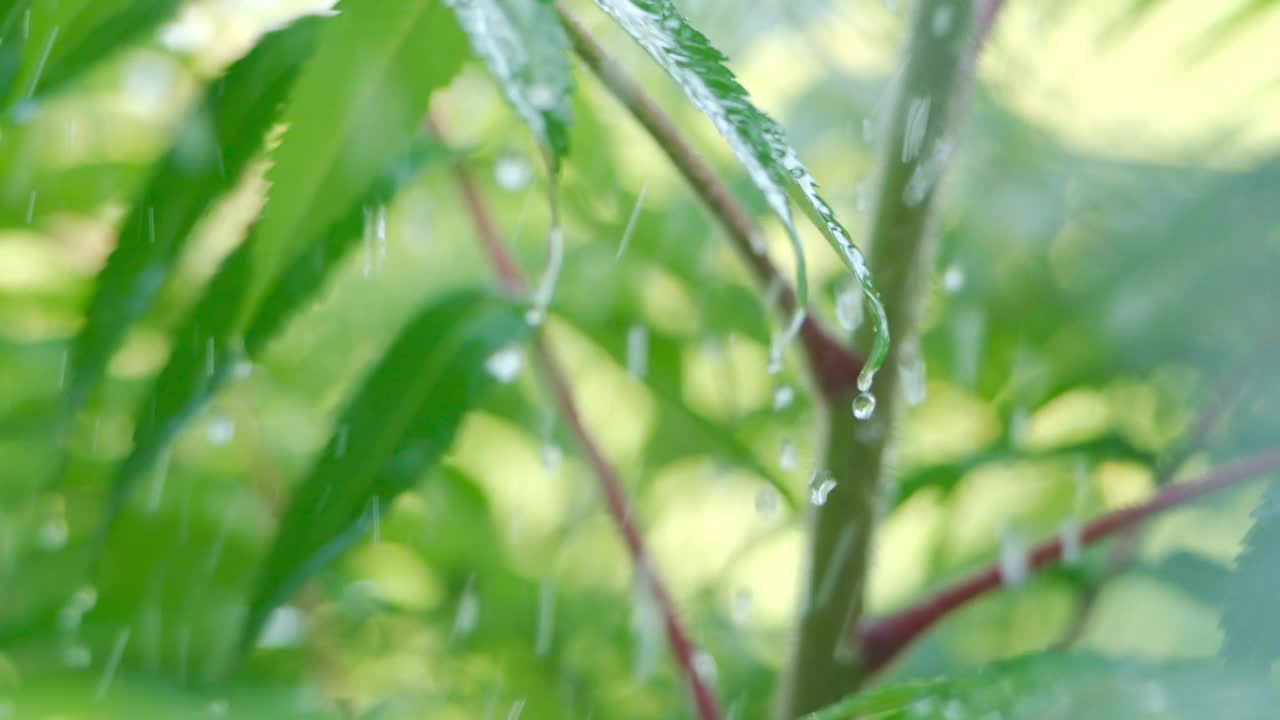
xmin=858 ymin=447 xmax=1280 ymax=673
xmin=775 ymin=1 xmax=980 ymax=716
xmin=432 ymin=115 xmax=723 ymax=720
xmin=557 ymin=5 xmax=865 ymax=398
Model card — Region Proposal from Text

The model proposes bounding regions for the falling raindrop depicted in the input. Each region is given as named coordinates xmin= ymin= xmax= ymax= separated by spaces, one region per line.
xmin=692 ymin=650 xmax=718 ymax=686
xmin=902 ymin=96 xmax=931 ymax=163
xmin=854 ymin=180 xmax=870 ymax=213
xmin=755 ymin=487 xmax=780 ymax=519
xmin=998 ymin=525 xmax=1028 ymax=587
xmin=95 ymin=627 xmax=131 ymax=700
xmin=900 ymin=341 xmax=927 ymax=407
xmin=851 ymin=392 xmax=876 ymax=420
xmin=540 ymin=443 xmax=562 ymax=474
xmin=257 ymin=605 xmax=304 ymax=649
xmin=809 ymin=470 xmax=837 ymax=506
xmin=535 ymin=576 xmax=555 ymax=656
xmin=766 ymin=310 xmax=805 ymax=375
xmin=779 ymin=440 xmax=798 ymax=471
xmin=731 ymin=589 xmax=753 ymax=625
xmin=615 ymin=185 xmax=648 ymax=260
xmin=626 ymin=324 xmax=648 ymax=379
xmin=942 ymin=263 xmax=965 ymax=293
xmin=63 ymin=644 xmax=92 ymax=668
xmin=452 ymin=580 xmax=481 ymax=641
xmin=630 ymin=570 xmax=663 ymax=682
xmin=772 ymin=384 xmax=795 ymax=411
xmin=494 ymin=153 xmax=533 ymax=192
xmin=1060 ymin=518 xmax=1082 ymax=564
xmin=38 ymin=516 xmax=68 ymax=551
xmin=932 ymin=5 xmax=954 ymax=35
xmin=507 ymin=699 xmax=527 ymax=720
xmin=526 ymin=225 xmax=564 ymax=326
xmin=485 ymin=345 xmax=524 ymax=384
xmin=836 ymin=285 xmax=863 ymax=331
xmin=861 ymin=117 xmax=875 ymax=143
xmin=207 ymin=416 xmax=235 ymax=446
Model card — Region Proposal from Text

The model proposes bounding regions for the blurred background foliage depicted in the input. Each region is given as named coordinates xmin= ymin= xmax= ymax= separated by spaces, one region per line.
xmin=1 ymin=0 xmax=1279 ymax=717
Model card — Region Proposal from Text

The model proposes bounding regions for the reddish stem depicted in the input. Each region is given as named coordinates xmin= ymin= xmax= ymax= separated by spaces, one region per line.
xmin=857 ymin=447 xmax=1280 ymax=674
xmin=433 ymin=115 xmax=723 ymax=720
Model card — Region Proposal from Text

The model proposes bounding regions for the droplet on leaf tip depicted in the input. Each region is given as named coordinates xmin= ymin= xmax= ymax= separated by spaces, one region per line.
xmin=852 ymin=392 xmax=876 ymax=420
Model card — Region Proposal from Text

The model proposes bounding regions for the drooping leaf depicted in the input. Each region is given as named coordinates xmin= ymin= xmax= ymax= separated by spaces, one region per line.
xmin=0 ymin=1 xmax=30 ymax=101
xmin=238 ymin=0 xmax=469 ymax=327
xmin=445 ymin=0 xmax=573 ymax=168
xmin=3 ymin=0 xmax=183 ymax=110
xmin=591 ymin=0 xmax=890 ymax=384
xmin=808 ymin=652 xmax=1275 ymax=719
xmin=98 ymin=137 xmax=446 ymax=541
xmin=63 ymin=17 xmax=323 ymax=423
xmin=1221 ymin=478 xmax=1280 ymax=665
xmin=240 ymin=290 xmax=529 ymax=650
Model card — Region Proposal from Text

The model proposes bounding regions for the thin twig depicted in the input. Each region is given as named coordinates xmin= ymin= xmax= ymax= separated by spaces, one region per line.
xmin=430 ymin=115 xmax=724 ymax=720
xmin=556 ymin=4 xmax=865 ymax=400
xmin=857 ymin=447 xmax=1280 ymax=674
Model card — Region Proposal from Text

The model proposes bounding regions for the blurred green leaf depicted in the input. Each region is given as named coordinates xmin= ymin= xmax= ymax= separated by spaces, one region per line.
xmin=591 ymin=0 xmax=890 ymax=378
xmin=3 ymin=0 xmax=183 ymax=110
xmin=0 ymin=1 xmax=30 ymax=101
xmin=1221 ymin=479 xmax=1280 ymax=665
xmin=808 ymin=652 xmax=1276 ymax=719
xmin=64 ymin=18 xmax=323 ymax=423
xmin=240 ymin=290 xmax=529 ymax=652
xmin=239 ymin=0 xmax=468 ymax=324
xmin=446 ymin=0 xmax=573 ymax=168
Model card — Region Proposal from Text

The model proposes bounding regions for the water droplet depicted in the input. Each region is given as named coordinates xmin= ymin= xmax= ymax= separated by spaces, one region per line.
xmin=755 ymin=487 xmax=779 ymax=519
xmin=452 ymin=580 xmax=481 ymax=641
xmin=998 ymin=525 xmax=1028 ymax=587
xmin=902 ymin=96 xmax=931 ymax=163
xmin=494 ymin=153 xmax=532 ymax=192
xmin=809 ymin=470 xmax=837 ymax=506
xmin=485 ymin=345 xmax=524 ymax=384
xmin=63 ymin=644 xmax=92 ymax=668
xmin=627 ymin=324 xmax=648 ymax=379
xmin=527 ymin=82 xmax=558 ymax=110
xmin=772 ymin=384 xmax=795 ymax=411
xmin=692 ymin=650 xmax=718 ymax=686
xmin=942 ymin=263 xmax=965 ymax=293
xmin=731 ymin=589 xmax=753 ymax=624
xmin=932 ymin=5 xmax=954 ymax=35
xmin=207 ymin=416 xmax=235 ymax=446
xmin=836 ymin=284 xmax=863 ymax=331
xmin=256 ymin=605 xmax=304 ymax=649
xmin=38 ymin=517 xmax=68 ymax=550
xmin=851 ymin=392 xmax=876 ymax=420
xmin=900 ymin=341 xmax=927 ymax=407
xmin=1060 ymin=518 xmax=1082 ymax=564
xmin=779 ymin=440 xmax=798 ymax=471
xmin=540 ymin=443 xmax=562 ymax=474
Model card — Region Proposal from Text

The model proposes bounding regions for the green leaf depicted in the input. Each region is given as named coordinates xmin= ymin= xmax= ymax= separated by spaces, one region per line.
xmin=239 ymin=0 xmax=469 ymax=327
xmin=591 ymin=0 xmax=889 ymax=385
xmin=3 ymin=0 xmax=183 ymax=110
xmin=1221 ymin=478 xmax=1280 ymax=665
xmin=808 ymin=652 xmax=1276 ymax=719
xmin=64 ymin=17 xmax=323 ymax=423
xmin=98 ymin=137 xmax=445 ymax=543
xmin=240 ymin=290 xmax=530 ymax=650
xmin=445 ymin=0 xmax=573 ymax=168
xmin=0 ymin=1 xmax=30 ymax=102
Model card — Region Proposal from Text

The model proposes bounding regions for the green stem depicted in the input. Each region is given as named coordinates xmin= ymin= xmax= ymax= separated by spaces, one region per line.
xmin=776 ymin=1 xmax=978 ymax=716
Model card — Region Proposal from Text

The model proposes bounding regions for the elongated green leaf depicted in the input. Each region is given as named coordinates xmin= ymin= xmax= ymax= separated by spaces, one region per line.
xmin=592 ymin=0 xmax=890 ymax=386
xmin=1221 ymin=479 xmax=1280 ymax=665
xmin=445 ymin=0 xmax=573 ymax=167
xmin=64 ymin=18 xmax=323 ymax=423
xmin=240 ymin=290 xmax=530 ymax=649
xmin=239 ymin=0 xmax=468 ymax=326
xmin=99 ymin=138 xmax=446 ymax=540
xmin=0 ymin=1 xmax=30 ymax=102
xmin=3 ymin=0 xmax=182 ymax=110
xmin=808 ymin=652 xmax=1275 ymax=719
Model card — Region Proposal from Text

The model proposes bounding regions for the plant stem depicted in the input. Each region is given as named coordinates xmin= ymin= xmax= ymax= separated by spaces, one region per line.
xmin=858 ymin=447 xmax=1280 ymax=674
xmin=432 ymin=115 xmax=723 ymax=720
xmin=776 ymin=1 xmax=979 ymax=716
xmin=556 ymin=5 xmax=865 ymax=399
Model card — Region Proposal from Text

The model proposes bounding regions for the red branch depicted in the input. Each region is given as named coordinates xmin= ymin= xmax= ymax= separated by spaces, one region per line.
xmin=857 ymin=447 xmax=1280 ymax=674
xmin=433 ymin=117 xmax=723 ymax=720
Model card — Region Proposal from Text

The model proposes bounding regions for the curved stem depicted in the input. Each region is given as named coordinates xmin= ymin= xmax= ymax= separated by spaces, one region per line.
xmin=432 ymin=114 xmax=723 ymax=720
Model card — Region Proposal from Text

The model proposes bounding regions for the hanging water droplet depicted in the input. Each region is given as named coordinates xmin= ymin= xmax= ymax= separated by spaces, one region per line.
xmin=836 ymin=284 xmax=863 ymax=331
xmin=627 ymin=324 xmax=648 ymax=379
xmin=998 ymin=525 xmax=1029 ymax=587
xmin=942 ymin=263 xmax=965 ymax=293
xmin=755 ymin=487 xmax=780 ymax=519
xmin=1060 ymin=518 xmax=1082 ymax=564
xmin=485 ymin=345 xmax=524 ymax=384
xmin=772 ymin=384 xmax=795 ymax=411
xmin=779 ymin=440 xmax=798 ymax=471
xmin=731 ymin=589 xmax=753 ymax=625
xmin=851 ymin=392 xmax=876 ymax=420
xmin=809 ymin=470 xmax=837 ymax=506
xmin=207 ymin=416 xmax=235 ymax=446
xmin=494 ymin=153 xmax=532 ymax=192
